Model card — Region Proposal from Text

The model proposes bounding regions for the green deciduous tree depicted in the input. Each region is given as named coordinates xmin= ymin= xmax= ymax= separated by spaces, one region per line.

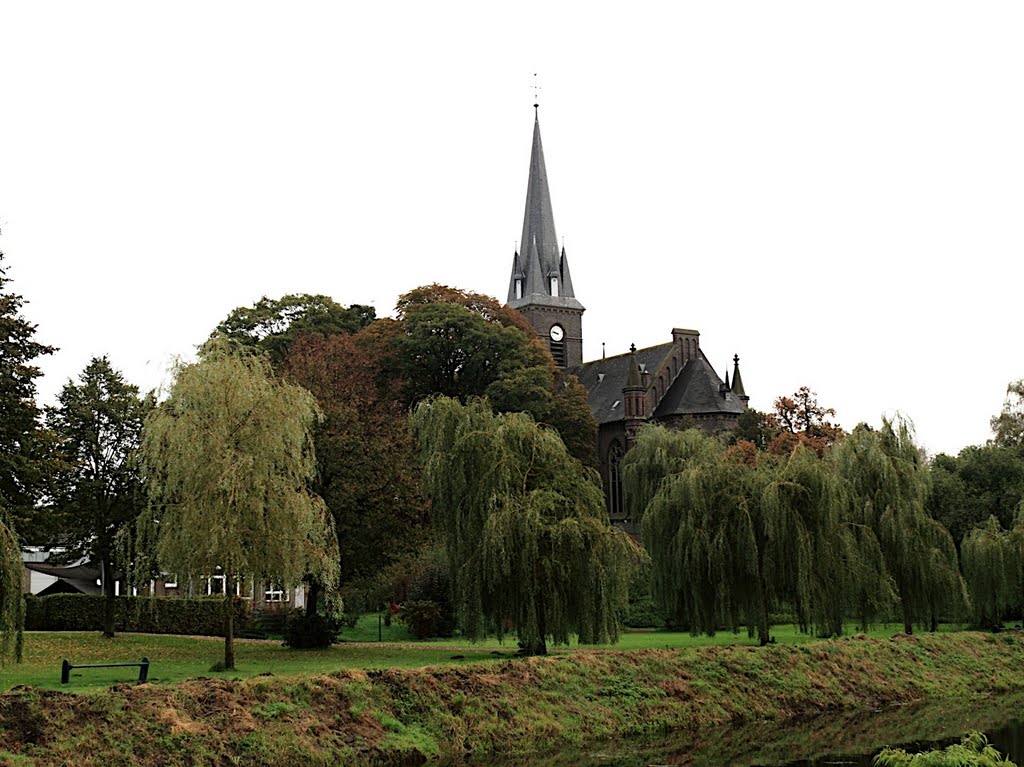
xmin=140 ymin=343 xmax=338 ymax=669
xmin=991 ymin=380 xmax=1024 ymax=448
xmin=46 ymin=357 xmax=150 ymax=638
xmin=410 ymin=397 xmax=639 ymax=654
xmin=961 ymin=516 xmax=1018 ymax=628
xmin=927 ymin=446 xmax=1024 ymax=547
xmin=833 ymin=418 xmax=967 ymax=634
xmin=394 ymin=285 xmax=597 ymax=468
xmin=210 ymin=294 xmax=376 ymax=366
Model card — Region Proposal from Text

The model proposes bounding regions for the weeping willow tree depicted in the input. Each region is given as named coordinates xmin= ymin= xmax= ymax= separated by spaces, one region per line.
xmin=759 ymin=444 xmax=894 ymax=638
xmin=0 ymin=509 xmax=24 ymax=664
xmin=962 ymin=516 xmax=1019 ymax=628
xmin=410 ymin=397 xmax=641 ymax=655
xmin=623 ymin=426 xmax=761 ymax=638
xmin=140 ymin=343 xmax=338 ymax=669
xmin=832 ymin=417 xmax=967 ymax=634
xmin=626 ymin=426 xmax=879 ymax=644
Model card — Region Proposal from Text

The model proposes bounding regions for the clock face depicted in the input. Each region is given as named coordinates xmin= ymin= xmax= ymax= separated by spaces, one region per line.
xmin=549 ymin=324 xmax=564 ymax=342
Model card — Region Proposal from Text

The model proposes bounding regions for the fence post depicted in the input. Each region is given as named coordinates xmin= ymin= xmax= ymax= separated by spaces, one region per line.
xmin=139 ymin=657 xmax=150 ymax=682
xmin=61 ymin=659 xmax=71 ymax=684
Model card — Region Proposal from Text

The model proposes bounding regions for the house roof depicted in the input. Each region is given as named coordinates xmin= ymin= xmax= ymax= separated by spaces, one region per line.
xmin=24 ymin=562 xmax=104 ymax=595
xmin=654 ymin=351 xmax=746 ymax=418
xmin=575 ymin=342 xmax=746 ymax=425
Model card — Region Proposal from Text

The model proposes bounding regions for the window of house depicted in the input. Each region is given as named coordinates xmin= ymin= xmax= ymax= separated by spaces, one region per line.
xmin=264 ymin=583 xmax=289 ymax=602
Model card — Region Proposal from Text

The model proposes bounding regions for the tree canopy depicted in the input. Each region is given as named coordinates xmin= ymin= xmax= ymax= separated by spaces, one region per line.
xmin=140 ymin=343 xmax=338 ymax=668
xmin=927 ymin=445 xmax=1024 ymax=547
xmin=282 ymin=331 xmax=427 ymax=614
xmin=209 ymin=293 xmax=375 ymax=365
xmin=832 ymin=418 xmax=967 ymax=633
xmin=395 ymin=285 xmax=597 ymax=468
xmin=991 ymin=379 xmax=1024 ymax=448
xmin=960 ymin=515 xmax=1018 ymax=628
xmin=46 ymin=356 xmax=150 ymax=637
xmin=768 ymin=386 xmax=845 ymax=456
xmin=411 ymin=397 xmax=639 ymax=654
xmin=623 ymin=425 xmax=885 ymax=644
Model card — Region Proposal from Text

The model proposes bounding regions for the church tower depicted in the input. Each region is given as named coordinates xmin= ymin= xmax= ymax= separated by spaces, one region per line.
xmin=507 ymin=107 xmax=584 ymax=369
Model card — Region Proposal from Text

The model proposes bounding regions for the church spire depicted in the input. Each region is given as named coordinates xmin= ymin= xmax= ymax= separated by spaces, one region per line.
xmin=506 ymin=106 xmax=584 ymax=369
xmin=507 ymin=111 xmax=580 ymax=307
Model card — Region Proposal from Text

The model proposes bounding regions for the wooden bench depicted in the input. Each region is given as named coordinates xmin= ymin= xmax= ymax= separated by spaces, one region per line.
xmin=61 ymin=657 xmax=150 ymax=684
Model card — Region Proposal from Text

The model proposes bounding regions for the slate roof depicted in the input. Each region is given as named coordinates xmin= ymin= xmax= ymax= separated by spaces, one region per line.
xmin=507 ymin=112 xmax=582 ymax=311
xmin=575 ymin=344 xmax=672 ymax=425
xmin=575 ymin=343 xmax=745 ymax=425
xmin=654 ymin=352 xmax=746 ymax=419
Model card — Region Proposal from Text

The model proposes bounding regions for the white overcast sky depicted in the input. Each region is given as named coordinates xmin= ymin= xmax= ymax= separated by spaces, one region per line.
xmin=1 ymin=2 xmax=1021 ymax=457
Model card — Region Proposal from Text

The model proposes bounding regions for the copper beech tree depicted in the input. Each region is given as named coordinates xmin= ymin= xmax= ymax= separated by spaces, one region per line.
xmin=768 ymin=386 xmax=845 ymax=456
xmin=282 ymin=330 xmax=426 ymax=615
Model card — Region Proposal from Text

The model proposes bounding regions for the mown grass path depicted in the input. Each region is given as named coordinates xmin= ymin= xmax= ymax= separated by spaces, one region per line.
xmin=3 ymin=620 xmax=974 ymax=692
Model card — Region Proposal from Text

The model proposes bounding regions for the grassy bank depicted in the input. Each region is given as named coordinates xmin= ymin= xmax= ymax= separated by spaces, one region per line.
xmin=2 ymin=631 xmax=1022 ymax=766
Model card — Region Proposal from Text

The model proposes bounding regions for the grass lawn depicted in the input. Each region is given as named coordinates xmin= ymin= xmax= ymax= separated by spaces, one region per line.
xmin=1 ymin=616 xmax=971 ymax=693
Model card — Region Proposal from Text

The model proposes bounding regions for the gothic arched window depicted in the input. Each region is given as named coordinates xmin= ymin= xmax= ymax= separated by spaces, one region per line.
xmin=607 ymin=441 xmax=625 ymax=519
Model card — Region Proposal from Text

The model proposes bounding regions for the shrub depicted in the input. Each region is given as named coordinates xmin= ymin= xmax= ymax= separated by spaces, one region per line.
xmin=623 ymin=593 xmax=664 ymax=629
xmin=406 ymin=554 xmax=455 ymax=637
xmin=22 ymin=593 xmax=251 ymax=636
xmin=398 ymin=600 xmax=443 ymax=639
xmin=251 ymin=607 xmax=290 ymax=637
xmin=282 ymin=611 xmax=341 ymax=649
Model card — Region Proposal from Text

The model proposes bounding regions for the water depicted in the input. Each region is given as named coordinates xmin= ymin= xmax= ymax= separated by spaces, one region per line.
xmin=474 ymin=693 xmax=1024 ymax=766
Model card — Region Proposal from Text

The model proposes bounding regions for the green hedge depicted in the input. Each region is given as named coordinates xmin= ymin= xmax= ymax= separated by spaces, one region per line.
xmin=23 ymin=593 xmax=252 ymax=637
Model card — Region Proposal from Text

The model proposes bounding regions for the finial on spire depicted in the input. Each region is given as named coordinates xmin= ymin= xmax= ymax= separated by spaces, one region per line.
xmin=734 ymin=354 xmax=740 ymax=365
xmin=531 ymin=73 xmax=541 ymax=116
xmin=630 ymin=343 xmax=637 ymax=353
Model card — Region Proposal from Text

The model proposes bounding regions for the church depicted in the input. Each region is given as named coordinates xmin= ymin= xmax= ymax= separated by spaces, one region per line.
xmin=505 ymin=107 xmax=750 ymax=526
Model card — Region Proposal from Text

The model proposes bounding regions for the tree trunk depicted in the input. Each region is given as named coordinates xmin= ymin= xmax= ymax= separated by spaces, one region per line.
xmin=305 ymin=578 xmax=322 ymax=618
xmin=101 ymin=558 xmax=116 ymax=639
xmin=757 ymin=581 xmax=771 ymax=646
xmin=224 ymin=574 xmax=235 ymax=670
xmin=900 ymin=582 xmax=913 ymax=635
xmin=528 ymin=598 xmax=548 ymax=655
